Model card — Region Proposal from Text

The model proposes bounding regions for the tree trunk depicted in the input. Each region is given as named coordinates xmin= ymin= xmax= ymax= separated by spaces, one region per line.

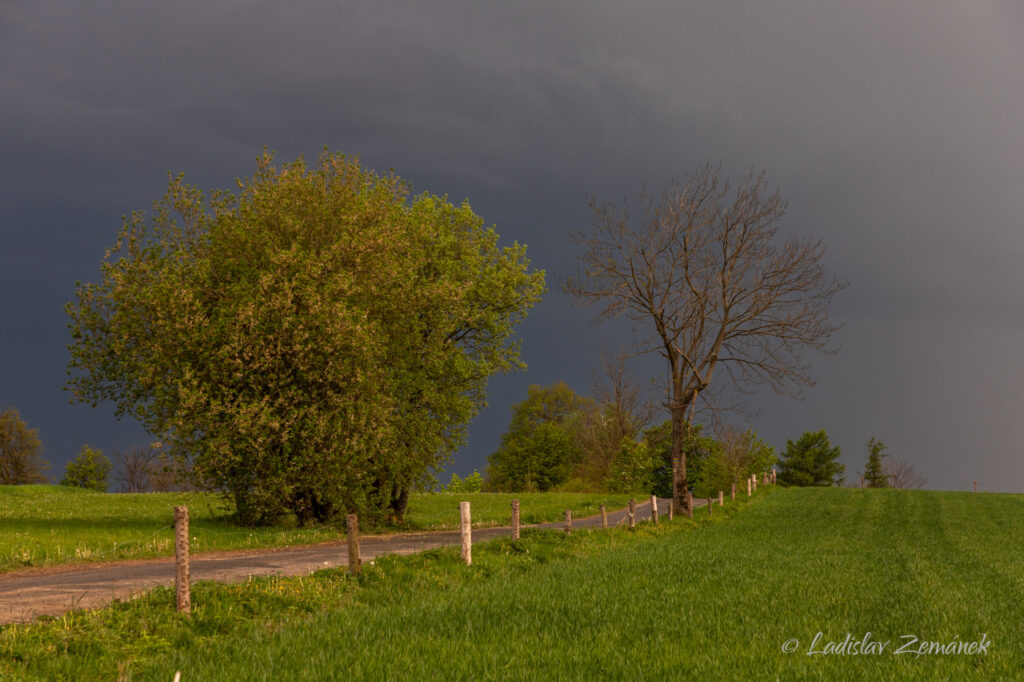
xmin=389 ymin=485 xmax=410 ymax=523
xmin=670 ymin=397 xmax=692 ymax=518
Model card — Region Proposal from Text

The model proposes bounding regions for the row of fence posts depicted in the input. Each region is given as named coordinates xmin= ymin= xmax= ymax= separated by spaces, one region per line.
xmin=171 ymin=471 xmax=779 ymax=613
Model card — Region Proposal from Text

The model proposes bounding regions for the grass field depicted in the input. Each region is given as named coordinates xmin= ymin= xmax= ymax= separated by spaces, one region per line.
xmin=0 ymin=485 xmax=634 ymax=573
xmin=4 ymin=487 xmax=1024 ymax=680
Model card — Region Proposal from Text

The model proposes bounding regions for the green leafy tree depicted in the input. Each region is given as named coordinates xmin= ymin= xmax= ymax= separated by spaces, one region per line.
xmin=485 ymin=382 xmax=588 ymax=491
xmin=699 ymin=426 xmax=776 ymax=497
xmin=67 ymin=151 xmax=544 ymax=524
xmin=61 ymin=445 xmax=112 ymax=491
xmin=777 ymin=430 xmax=844 ymax=486
xmin=644 ymin=420 xmax=718 ymax=498
xmin=0 ymin=407 xmax=49 ymax=484
xmin=863 ymin=437 xmax=890 ymax=488
xmin=604 ymin=437 xmax=657 ymax=493
xmin=443 ymin=471 xmax=484 ymax=493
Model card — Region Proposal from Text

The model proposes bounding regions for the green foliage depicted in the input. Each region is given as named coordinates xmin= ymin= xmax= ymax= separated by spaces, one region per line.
xmin=697 ymin=427 xmax=776 ymax=497
xmin=603 ymin=437 xmax=657 ymax=493
xmin=777 ymin=429 xmax=844 ymax=486
xmin=485 ymin=382 xmax=589 ymax=491
xmin=66 ymin=151 xmax=544 ymax=525
xmin=644 ymin=420 xmax=717 ymax=498
xmin=863 ymin=437 xmax=890 ymax=488
xmin=442 ymin=471 xmax=483 ymax=493
xmin=60 ymin=445 xmax=112 ymax=492
xmin=0 ymin=407 xmax=49 ymax=485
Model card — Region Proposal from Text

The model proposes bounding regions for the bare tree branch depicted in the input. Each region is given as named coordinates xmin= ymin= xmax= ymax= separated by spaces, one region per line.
xmin=884 ymin=457 xmax=927 ymax=490
xmin=566 ymin=164 xmax=846 ymax=515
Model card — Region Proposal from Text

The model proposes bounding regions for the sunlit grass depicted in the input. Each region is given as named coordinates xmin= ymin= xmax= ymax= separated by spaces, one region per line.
xmin=3 ymin=488 xmax=1022 ymax=680
xmin=0 ymin=485 xmax=634 ymax=572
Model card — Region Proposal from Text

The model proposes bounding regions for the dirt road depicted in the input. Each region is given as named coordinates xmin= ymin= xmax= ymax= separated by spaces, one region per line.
xmin=0 ymin=497 xmax=706 ymax=624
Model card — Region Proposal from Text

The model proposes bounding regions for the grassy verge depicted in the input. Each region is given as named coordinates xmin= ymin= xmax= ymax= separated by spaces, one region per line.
xmin=0 ymin=485 xmax=634 ymax=572
xmin=0 ymin=491 xmax=749 ymax=680
xmin=5 ymin=487 xmax=1024 ymax=679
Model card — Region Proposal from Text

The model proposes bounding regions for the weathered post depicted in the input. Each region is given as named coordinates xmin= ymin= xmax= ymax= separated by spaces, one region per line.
xmin=668 ymin=502 xmax=674 ymax=520
xmin=600 ymin=504 xmax=608 ymax=529
xmin=346 ymin=513 xmax=361 ymax=576
xmin=974 ymin=480 xmax=978 ymax=493
xmin=747 ymin=477 xmax=752 ymax=496
xmin=651 ymin=495 xmax=659 ymax=524
xmin=174 ymin=506 xmax=190 ymax=615
xmin=718 ymin=490 xmax=724 ymax=507
xmin=731 ymin=482 xmax=736 ymax=500
xmin=460 ymin=501 xmax=472 ymax=566
xmin=707 ymin=497 xmax=713 ymax=516
xmin=753 ymin=475 xmax=757 ymax=492
xmin=628 ymin=498 xmax=636 ymax=529
xmin=564 ymin=509 xmax=572 ymax=535
xmin=512 ymin=498 xmax=520 ymax=541
xmin=686 ymin=491 xmax=693 ymax=517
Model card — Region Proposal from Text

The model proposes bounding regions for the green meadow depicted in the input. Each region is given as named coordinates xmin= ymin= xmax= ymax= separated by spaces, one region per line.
xmin=4 ymin=487 xmax=1024 ymax=680
xmin=0 ymin=485 xmax=633 ymax=572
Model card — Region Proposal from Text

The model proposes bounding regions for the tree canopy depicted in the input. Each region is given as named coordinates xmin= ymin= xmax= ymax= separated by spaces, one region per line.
xmin=777 ymin=430 xmax=844 ymax=487
xmin=61 ymin=445 xmax=112 ymax=492
xmin=485 ymin=382 xmax=589 ymax=492
xmin=67 ymin=150 xmax=544 ymax=524
xmin=863 ymin=437 xmax=890 ymax=488
xmin=0 ymin=407 xmax=49 ymax=485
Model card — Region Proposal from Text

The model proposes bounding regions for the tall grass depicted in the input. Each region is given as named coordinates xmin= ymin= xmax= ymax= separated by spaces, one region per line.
xmin=0 ymin=485 xmax=634 ymax=572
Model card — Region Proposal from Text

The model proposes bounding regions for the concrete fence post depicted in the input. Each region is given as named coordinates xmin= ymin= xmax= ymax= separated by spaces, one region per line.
xmin=460 ymin=501 xmax=472 ymax=566
xmin=651 ymin=495 xmax=659 ymax=524
xmin=346 ymin=514 xmax=361 ymax=576
xmin=564 ymin=509 xmax=572 ymax=535
xmin=174 ymin=506 xmax=190 ymax=615
xmin=628 ymin=498 xmax=636 ymax=529
xmin=600 ymin=504 xmax=608 ymax=529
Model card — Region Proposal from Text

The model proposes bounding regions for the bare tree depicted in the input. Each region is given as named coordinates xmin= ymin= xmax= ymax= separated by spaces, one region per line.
xmin=114 ymin=445 xmax=159 ymax=492
xmin=574 ymin=350 xmax=657 ymax=486
xmin=567 ymin=165 xmax=845 ymax=516
xmin=884 ymin=457 xmax=927 ymax=489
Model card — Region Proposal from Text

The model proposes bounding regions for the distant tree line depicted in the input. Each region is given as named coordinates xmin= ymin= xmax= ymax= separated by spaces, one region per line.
xmin=483 ymin=371 xmax=777 ymax=498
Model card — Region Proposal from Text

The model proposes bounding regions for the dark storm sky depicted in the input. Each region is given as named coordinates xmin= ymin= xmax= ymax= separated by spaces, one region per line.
xmin=3 ymin=1 xmax=1023 ymax=491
